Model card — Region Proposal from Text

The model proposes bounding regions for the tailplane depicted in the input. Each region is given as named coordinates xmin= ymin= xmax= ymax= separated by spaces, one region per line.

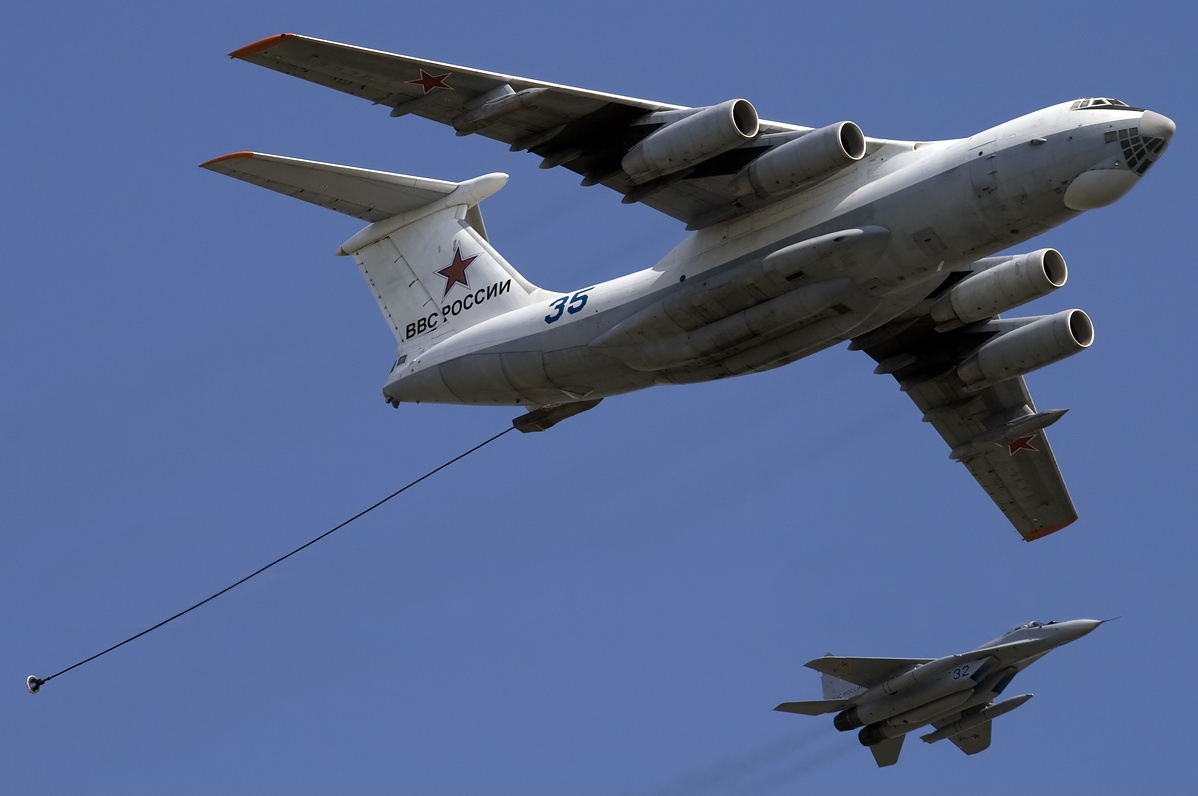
xmin=201 ymin=152 xmax=546 ymax=353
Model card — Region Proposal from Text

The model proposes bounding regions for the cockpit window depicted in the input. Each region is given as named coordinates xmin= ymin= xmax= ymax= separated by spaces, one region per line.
xmin=1071 ymin=97 xmax=1135 ymax=110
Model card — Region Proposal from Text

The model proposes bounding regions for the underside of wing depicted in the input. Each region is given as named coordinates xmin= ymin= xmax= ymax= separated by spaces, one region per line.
xmin=851 ymin=257 xmax=1086 ymax=541
xmin=804 ymin=655 xmax=934 ymax=689
xmin=229 ymin=34 xmax=888 ymax=228
xmin=944 ymin=719 xmax=992 ymax=756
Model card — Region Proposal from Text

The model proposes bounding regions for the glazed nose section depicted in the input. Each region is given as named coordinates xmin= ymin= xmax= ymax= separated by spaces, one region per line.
xmin=1139 ymin=110 xmax=1176 ymax=143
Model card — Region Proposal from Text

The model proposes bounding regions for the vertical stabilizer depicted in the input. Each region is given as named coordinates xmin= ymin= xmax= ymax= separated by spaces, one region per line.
xmin=200 ymin=152 xmax=546 ymax=355
xmin=869 ymin=736 xmax=904 ymax=767
xmin=820 ymin=660 xmax=867 ymax=701
xmin=347 ymin=201 xmax=544 ymax=352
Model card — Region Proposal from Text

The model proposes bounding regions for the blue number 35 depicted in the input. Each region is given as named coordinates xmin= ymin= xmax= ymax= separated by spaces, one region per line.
xmin=545 ymin=288 xmax=593 ymax=324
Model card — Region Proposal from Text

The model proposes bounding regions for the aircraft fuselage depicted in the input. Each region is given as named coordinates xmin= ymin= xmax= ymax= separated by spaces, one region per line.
xmin=385 ymin=101 xmax=1166 ymax=407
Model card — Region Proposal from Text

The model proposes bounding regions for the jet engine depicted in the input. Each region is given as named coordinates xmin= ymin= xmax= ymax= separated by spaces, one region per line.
xmin=931 ymin=249 xmax=1069 ymax=331
xmin=858 ymin=722 xmax=902 ymax=747
xmin=731 ymin=121 xmax=866 ymax=198
xmin=957 ymin=309 xmax=1093 ymax=391
xmin=622 ymin=99 xmax=759 ymax=184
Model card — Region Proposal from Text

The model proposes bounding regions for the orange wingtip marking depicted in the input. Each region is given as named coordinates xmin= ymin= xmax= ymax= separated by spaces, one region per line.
xmin=229 ymin=33 xmax=294 ymax=59
xmin=1023 ymin=518 xmax=1076 ymax=542
xmin=200 ymin=152 xmax=256 ymax=168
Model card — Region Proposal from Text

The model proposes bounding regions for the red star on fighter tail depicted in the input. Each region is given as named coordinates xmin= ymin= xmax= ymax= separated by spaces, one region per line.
xmin=406 ymin=69 xmax=452 ymax=94
xmin=437 ymin=245 xmax=477 ymax=297
xmin=1008 ymin=434 xmax=1039 ymax=455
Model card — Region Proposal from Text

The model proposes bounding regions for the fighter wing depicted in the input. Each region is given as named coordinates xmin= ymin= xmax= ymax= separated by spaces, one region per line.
xmin=230 ymin=34 xmax=877 ymax=229
xmin=851 ymin=311 xmax=1077 ymax=541
xmin=774 ymin=698 xmax=852 ymax=716
xmin=804 ymin=655 xmax=934 ymax=689
xmin=942 ymin=719 xmax=992 ymax=756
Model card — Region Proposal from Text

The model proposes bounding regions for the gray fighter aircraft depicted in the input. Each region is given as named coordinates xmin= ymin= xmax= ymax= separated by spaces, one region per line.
xmin=203 ymin=34 xmax=1175 ymax=540
xmin=776 ymin=619 xmax=1108 ymax=767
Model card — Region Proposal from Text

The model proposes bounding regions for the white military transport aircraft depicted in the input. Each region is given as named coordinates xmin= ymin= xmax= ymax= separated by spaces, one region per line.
xmin=203 ymin=34 xmax=1175 ymax=541
xmin=775 ymin=618 xmax=1109 ymax=767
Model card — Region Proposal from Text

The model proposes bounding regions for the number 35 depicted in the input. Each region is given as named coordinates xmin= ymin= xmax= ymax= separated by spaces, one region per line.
xmin=545 ymin=288 xmax=594 ymax=324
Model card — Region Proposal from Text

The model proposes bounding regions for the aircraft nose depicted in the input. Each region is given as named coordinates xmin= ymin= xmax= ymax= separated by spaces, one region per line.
xmin=1139 ymin=110 xmax=1176 ymax=142
xmin=1057 ymin=618 xmax=1106 ymax=641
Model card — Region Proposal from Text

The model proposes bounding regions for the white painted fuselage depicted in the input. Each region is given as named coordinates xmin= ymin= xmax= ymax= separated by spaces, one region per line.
xmin=385 ymin=101 xmax=1170 ymax=407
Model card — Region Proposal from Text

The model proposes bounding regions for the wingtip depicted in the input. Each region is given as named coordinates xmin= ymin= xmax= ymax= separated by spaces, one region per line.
xmin=229 ymin=33 xmax=294 ymax=59
xmin=1022 ymin=516 xmax=1076 ymax=542
xmin=199 ymin=151 xmax=257 ymax=170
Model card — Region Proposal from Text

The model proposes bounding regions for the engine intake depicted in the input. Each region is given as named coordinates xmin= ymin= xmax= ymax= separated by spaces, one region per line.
xmin=957 ymin=309 xmax=1094 ymax=391
xmin=622 ymin=99 xmax=759 ymax=184
xmin=732 ymin=121 xmax=866 ymax=198
xmin=931 ymin=249 xmax=1068 ymax=331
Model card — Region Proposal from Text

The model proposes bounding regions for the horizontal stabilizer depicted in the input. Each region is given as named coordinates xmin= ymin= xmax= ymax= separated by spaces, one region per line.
xmin=774 ymin=699 xmax=851 ymax=716
xmin=200 ymin=151 xmax=461 ymax=223
xmin=805 ymin=655 xmax=933 ymax=690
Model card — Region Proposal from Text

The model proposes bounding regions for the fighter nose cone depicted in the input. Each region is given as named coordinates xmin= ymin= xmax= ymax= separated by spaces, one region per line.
xmin=1060 ymin=618 xmax=1107 ymax=641
xmin=1139 ymin=110 xmax=1176 ymax=142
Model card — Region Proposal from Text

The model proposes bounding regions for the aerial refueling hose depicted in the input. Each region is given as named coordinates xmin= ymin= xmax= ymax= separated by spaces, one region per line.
xmin=26 ymin=426 xmax=516 ymax=694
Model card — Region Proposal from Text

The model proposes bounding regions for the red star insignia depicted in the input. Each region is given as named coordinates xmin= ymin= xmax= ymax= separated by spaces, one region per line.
xmin=1007 ymin=434 xmax=1039 ymax=455
xmin=970 ymin=732 xmax=982 ymax=740
xmin=437 ymin=244 xmax=477 ymax=297
xmin=406 ymin=69 xmax=452 ymax=94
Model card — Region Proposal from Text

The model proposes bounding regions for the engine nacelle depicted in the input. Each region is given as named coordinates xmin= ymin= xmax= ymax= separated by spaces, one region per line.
xmin=622 ymin=99 xmax=759 ymax=184
xmin=834 ymin=706 xmax=863 ymax=732
xmin=957 ymin=309 xmax=1094 ymax=392
xmin=731 ymin=121 xmax=866 ymax=198
xmin=931 ymin=249 xmax=1068 ymax=331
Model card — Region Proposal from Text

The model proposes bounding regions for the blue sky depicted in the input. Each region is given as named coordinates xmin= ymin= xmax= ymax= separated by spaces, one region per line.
xmin=2 ymin=1 xmax=1194 ymax=793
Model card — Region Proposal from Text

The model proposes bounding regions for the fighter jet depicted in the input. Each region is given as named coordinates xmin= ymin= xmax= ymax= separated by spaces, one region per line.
xmin=202 ymin=34 xmax=1175 ymax=540
xmin=775 ymin=619 xmax=1108 ymax=767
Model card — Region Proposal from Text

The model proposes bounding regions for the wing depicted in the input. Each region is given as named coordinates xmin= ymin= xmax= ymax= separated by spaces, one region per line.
xmin=804 ymin=655 xmax=934 ymax=689
xmin=943 ymin=719 xmax=992 ymax=756
xmin=229 ymin=34 xmax=884 ymax=229
xmin=774 ymin=699 xmax=852 ymax=716
xmin=851 ymin=307 xmax=1077 ymax=541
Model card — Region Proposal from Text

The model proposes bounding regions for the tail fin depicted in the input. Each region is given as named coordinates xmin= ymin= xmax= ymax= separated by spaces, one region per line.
xmin=201 ymin=152 xmax=546 ymax=352
xmin=868 ymin=736 xmax=904 ymax=767
xmin=818 ymin=655 xmax=868 ymax=701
